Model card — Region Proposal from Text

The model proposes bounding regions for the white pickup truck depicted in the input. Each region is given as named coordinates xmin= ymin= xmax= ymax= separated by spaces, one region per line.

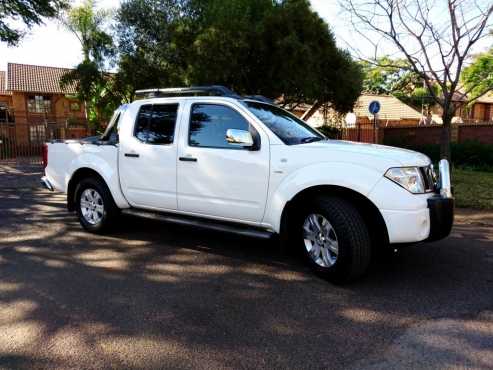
xmin=42 ymin=86 xmax=454 ymax=282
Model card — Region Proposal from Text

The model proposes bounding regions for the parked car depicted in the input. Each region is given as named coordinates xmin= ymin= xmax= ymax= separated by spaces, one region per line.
xmin=41 ymin=86 xmax=454 ymax=282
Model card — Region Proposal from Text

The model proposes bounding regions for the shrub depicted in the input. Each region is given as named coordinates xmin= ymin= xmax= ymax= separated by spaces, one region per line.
xmin=318 ymin=125 xmax=342 ymax=139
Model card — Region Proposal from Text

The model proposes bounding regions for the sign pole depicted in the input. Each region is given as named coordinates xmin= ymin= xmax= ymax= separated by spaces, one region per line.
xmin=368 ymin=100 xmax=381 ymax=144
xmin=374 ymin=114 xmax=377 ymax=143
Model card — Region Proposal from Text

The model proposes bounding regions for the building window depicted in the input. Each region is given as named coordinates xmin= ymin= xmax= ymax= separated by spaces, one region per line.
xmin=28 ymin=95 xmax=52 ymax=113
xmin=29 ymin=125 xmax=46 ymax=144
xmin=69 ymin=102 xmax=80 ymax=112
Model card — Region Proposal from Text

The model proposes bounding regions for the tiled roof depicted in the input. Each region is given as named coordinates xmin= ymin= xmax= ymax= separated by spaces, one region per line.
xmin=476 ymin=92 xmax=493 ymax=104
xmin=0 ymin=71 xmax=11 ymax=95
xmin=7 ymin=63 xmax=77 ymax=94
xmin=353 ymin=94 xmax=423 ymax=120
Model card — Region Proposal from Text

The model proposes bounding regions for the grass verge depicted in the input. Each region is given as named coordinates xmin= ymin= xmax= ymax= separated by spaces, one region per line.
xmin=453 ymin=168 xmax=493 ymax=209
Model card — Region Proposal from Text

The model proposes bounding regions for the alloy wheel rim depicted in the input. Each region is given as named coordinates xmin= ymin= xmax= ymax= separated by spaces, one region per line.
xmin=303 ymin=213 xmax=339 ymax=267
xmin=80 ymin=188 xmax=104 ymax=225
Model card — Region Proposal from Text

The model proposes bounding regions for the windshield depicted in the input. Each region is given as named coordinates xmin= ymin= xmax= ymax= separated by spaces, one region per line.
xmin=243 ymin=101 xmax=325 ymax=145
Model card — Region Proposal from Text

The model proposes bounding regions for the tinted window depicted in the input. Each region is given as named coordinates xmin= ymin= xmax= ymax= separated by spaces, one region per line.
xmin=135 ymin=104 xmax=152 ymax=142
xmin=148 ymin=104 xmax=178 ymax=144
xmin=134 ymin=104 xmax=178 ymax=144
xmin=189 ymin=104 xmax=250 ymax=149
xmin=244 ymin=101 xmax=324 ymax=145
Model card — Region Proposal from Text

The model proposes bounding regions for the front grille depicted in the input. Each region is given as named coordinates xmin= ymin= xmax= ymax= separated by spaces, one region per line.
xmin=420 ymin=165 xmax=437 ymax=193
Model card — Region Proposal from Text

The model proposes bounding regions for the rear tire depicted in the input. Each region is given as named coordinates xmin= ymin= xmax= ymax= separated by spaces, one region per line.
xmin=292 ymin=196 xmax=372 ymax=283
xmin=75 ymin=177 xmax=118 ymax=233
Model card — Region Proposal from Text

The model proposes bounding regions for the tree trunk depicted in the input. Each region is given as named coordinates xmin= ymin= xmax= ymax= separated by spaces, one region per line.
xmin=301 ymin=100 xmax=323 ymax=121
xmin=440 ymin=114 xmax=452 ymax=161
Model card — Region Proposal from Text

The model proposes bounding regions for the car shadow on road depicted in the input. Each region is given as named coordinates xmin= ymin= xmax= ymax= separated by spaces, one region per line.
xmin=0 ymin=187 xmax=492 ymax=369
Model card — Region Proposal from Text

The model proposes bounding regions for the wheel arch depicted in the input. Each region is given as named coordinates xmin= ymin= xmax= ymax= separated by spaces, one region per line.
xmin=67 ymin=168 xmax=108 ymax=211
xmin=280 ymin=185 xmax=389 ymax=250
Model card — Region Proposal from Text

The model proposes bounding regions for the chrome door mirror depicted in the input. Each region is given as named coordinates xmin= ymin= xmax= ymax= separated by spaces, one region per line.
xmin=226 ymin=129 xmax=254 ymax=147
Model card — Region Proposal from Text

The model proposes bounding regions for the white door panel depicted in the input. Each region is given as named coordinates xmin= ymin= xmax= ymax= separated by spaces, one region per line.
xmin=119 ymin=102 xmax=181 ymax=210
xmin=178 ymin=148 xmax=269 ymax=221
xmin=177 ymin=101 xmax=270 ymax=222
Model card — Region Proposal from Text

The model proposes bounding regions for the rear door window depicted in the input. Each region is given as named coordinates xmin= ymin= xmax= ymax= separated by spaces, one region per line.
xmin=134 ymin=104 xmax=178 ymax=144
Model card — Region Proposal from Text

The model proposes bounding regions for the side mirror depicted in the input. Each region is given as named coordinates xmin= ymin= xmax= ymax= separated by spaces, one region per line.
xmin=226 ymin=129 xmax=254 ymax=148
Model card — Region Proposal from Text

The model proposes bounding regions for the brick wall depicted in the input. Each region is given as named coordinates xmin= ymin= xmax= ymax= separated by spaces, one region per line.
xmin=459 ymin=125 xmax=493 ymax=144
xmin=382 ymin=126 xmax=443 ymax=146
xmin=382 ymin=124 xmax=493 ymax=146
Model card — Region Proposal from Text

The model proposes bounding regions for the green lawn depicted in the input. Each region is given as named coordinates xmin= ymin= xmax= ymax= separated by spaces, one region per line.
xmin=453 ymin=168 xmax=493 ymax=209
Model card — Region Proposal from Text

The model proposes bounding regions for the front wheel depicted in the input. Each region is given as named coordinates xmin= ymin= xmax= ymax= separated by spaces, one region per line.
xmin=296 ymin=196 xmax=372 ymax=282
xmin=75 ymin=177 xmax=118 ymax=233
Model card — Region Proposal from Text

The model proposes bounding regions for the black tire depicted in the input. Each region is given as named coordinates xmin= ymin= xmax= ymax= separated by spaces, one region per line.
xmin=74 ymin=176 xmax=119 ymax=233
xmin=293 ymin=196 xmax=372 ymax=283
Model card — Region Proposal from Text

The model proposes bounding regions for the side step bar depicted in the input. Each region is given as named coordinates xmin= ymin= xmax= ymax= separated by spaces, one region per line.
xmin=122 ymin=208 xmax=276 ymax=240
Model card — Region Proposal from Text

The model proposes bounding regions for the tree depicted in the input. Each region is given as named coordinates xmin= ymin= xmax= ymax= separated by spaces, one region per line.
xmin=60 ymin=0 xmax=119 ymax=130
xmin=361 ymin=57 xmax=438 ymax=113
xmin=360 ymin=57 xmax=423 ymax=95
xmin=342 ymin=0 xmax=493 ymax=159
xmin=0 ymin=0 xmax=67 ymax=45
xmin=114 ymin=0 xmax=363 ymax=113
xmin=461 ymin=47 xmax=493 ymax=104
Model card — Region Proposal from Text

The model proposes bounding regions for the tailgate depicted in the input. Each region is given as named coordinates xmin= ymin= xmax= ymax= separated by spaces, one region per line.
xmin=44 ymin=141 xmax=84 ymax=192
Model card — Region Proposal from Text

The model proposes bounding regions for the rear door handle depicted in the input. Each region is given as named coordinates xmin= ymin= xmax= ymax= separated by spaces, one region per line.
xmin=179 ymin=156 xmax=197 ymax=162
xmin=125 ymin=153 xmax=139 ymax=158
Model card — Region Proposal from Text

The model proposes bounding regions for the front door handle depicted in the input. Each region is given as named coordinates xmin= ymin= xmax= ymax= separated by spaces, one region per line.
xmin=125 ymin=153 xmax=139 ymax=158
xmin=179 ymin=156 xmax=197 ymax=162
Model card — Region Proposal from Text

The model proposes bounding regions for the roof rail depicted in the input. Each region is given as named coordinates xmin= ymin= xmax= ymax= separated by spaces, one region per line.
xmin=134 ymin=85 xmax=241 ymax=99
xmin=243 ymin=95 xmax=274 ymax=104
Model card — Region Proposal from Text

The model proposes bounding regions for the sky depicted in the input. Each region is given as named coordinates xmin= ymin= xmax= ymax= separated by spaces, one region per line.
xmin=0 ymin=0 xmax=490 ymax=72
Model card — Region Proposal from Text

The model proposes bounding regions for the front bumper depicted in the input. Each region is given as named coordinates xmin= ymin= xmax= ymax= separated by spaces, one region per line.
xmin=426 ymin=195 xmax=454 ymax=241
xmin=375 ymin=159 xmax=454 ymax=244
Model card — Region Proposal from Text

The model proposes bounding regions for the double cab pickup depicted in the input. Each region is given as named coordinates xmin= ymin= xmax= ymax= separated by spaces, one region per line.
xmin=42 ymin=86 xmax=454 ymax=282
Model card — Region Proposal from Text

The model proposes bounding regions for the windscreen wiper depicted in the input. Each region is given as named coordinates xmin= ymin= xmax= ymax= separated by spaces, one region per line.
xmin=300 ymin=137 xmax=324 ymax=144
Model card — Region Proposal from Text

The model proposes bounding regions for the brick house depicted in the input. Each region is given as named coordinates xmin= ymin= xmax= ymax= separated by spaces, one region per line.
xmin=467 ymin=93 xmax=493 ymax=122
xmin=0 ymin=71 xmax=13 ymax=123
xmin=2 ymin=63 xmax=87 ymax=144
xmin=300 ymin=94 xmax=424 ymax=128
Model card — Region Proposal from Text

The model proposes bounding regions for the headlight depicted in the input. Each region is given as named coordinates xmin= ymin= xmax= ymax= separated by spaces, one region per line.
xmin=384 ymin=167 xmax=425 ymax=194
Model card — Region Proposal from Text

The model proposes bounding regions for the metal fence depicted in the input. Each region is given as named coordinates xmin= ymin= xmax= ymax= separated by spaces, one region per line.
xmin=330 ymin=123 xmax=379 ymax=144
xmin=0 ymin=122 xmax=92 ymax=165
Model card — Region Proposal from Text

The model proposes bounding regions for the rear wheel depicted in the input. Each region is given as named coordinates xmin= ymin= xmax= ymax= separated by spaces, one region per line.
xmin=294 ymin=196 xmax=372 ymax=282
xmin=75 ymin=177 xmax=118 ymax=233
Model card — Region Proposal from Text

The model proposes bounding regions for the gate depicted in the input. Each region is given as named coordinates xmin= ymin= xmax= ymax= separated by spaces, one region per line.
xmin=0 ymin=122 xmax=93 ymax=165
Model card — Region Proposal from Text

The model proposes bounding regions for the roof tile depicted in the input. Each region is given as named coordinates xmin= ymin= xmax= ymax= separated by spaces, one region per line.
xmin=0 ymin=71 xmax=11 ymax=95
xmin=7 ymin=63 xmax=77 ymax=94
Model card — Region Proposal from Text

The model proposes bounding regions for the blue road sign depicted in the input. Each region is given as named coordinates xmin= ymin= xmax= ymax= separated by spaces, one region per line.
xmin=368 ymin=100 xmax=381 ymax=115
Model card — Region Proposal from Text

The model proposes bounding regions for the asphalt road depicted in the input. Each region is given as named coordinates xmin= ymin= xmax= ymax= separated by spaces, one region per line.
xmin=0 ymin=165 xmax=492 ymax=369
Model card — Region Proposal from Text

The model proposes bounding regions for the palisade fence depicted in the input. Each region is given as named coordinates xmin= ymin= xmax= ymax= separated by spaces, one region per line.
xmin=340 ymin=123 xmax=379 ymax=143
xmin=0 ymin=122 xmax=93 ymax=165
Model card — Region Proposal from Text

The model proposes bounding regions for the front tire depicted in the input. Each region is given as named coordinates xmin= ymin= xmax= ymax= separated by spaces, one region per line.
xmin=75 ymin=177 xmax=118 ymax=233
xmin=295 ymin=196 xmax=372 ymax=282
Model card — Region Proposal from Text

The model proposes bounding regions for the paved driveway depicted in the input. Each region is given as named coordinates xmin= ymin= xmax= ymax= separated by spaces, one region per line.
xmin=0 ymin=165 xmax=492 ymax=369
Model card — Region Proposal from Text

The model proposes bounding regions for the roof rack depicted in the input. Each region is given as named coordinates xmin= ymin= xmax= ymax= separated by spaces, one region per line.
xmin=133 ymin=85 xmax=274 ymax=105
xmin=134 ymin=85 xmax=241 ymax=99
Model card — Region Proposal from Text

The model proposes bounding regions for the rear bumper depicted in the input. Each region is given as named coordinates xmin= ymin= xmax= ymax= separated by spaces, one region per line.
xmin=40 ymin=176 xmax=54 ymax=191
xmin=426 ymin=195 xmax=454 ymax=241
